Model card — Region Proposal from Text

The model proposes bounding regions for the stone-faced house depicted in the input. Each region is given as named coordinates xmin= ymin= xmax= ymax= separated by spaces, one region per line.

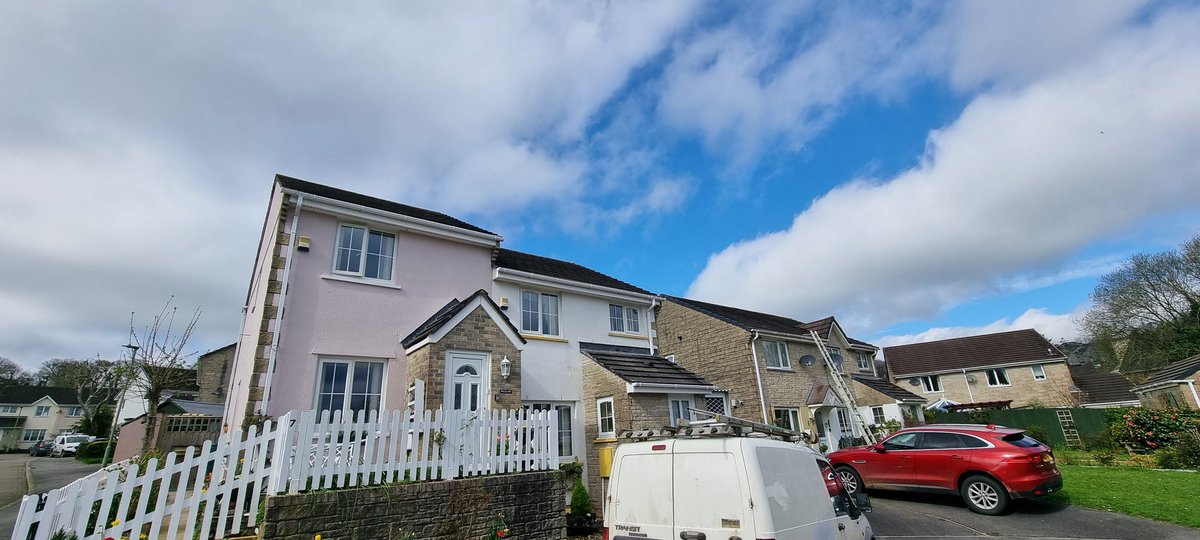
xmin=196 ymin=343 xmax=236 ymax=405
xmin=1132 ymin=354 xmax=1200 ymax=409
xmin=655 ymin=296 xmax=913 ymax=450
xmin=0 ymin=387 xmax=84 ymax=450
xmin=581 ymin=345 xmax=721 ymax=503
xmin=883 ymin=329 xmax=1076 ymax=409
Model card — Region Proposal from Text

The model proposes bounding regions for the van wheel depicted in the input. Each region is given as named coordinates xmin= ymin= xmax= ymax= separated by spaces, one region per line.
xmin=836 ymin=466 xmax=863 ymax=495
xmin=961 ymin=475 xmax=1009 ymax=515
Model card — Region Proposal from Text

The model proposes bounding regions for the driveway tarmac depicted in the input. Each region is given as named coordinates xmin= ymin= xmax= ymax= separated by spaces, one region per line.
xmin=0 ymin=456 xmax=101 ymax=538
xmin=869 ymin=490 xmax=1199 ymax=540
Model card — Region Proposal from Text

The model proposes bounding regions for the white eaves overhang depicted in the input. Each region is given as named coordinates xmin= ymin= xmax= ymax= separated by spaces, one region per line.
xmin=626 ymin=382 xmax=719 ymax=394
xmin=494 ymin=267 xmax=656 ymax=305
xmin=284 ymin=189 xmax=503 ymax=248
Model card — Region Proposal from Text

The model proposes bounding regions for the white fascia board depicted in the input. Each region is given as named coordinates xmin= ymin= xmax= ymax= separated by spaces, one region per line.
xmin=753 ymin=329 xmax=812 ymax=342
xmin=288 ymin=191 xmax=503 ymax=248
xmin=1131 ymin=380 xmax=1192 ymax=393
xmin=892 ymin=357 xmax=1070 ymax=378
xmin=625 ymin=382 xmax=719 ymax=394
xmin=403 ymin=295 xmax=524 ymax=356
xmin=1082 ymin=400 xmax=1142 ymax=408
xmin=494 ymin=267 xmax=655 ymax=305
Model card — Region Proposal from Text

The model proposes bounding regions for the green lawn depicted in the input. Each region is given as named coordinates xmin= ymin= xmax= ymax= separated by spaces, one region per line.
xmin=1047 ymin=465 xmax=1200 ymax=529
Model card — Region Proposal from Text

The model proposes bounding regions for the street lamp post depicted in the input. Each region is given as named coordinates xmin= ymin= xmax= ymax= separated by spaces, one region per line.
xmin=101 ymin=343 xmax=138 ymax=466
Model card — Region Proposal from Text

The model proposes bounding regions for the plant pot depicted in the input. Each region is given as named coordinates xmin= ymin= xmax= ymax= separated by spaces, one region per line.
xmin=565 ymin=514 xmax=599 ymax=536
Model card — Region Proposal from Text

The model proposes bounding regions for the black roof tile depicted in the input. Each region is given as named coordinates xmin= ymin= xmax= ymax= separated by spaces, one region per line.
xmin=400 ymin=290 xmax=523 ymax=349
xmin=584 ymin=350 xmax=713 ymax=388
xmin=852 ymin=376 xmax=926 ymax=402
xmin=883 ymin=329 xmax=1066 ymax=377
xmin=1141 ymin=354 xmax=1200 ymax=386
xmin=495 ymin=249 xmax=651 ymax=295
xmin=0 ymin=386 xmax=80 ymax=405
xmin=1068 ymin=365 xmax=1138 ymax=404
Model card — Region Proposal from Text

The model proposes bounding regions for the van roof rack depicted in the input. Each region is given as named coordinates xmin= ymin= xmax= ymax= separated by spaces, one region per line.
xmin=618 ymin=409 xmax=814 ymax=443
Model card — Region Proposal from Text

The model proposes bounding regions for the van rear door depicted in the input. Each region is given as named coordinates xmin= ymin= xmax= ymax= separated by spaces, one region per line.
xmin=672 ymin=440 xmax=752 ymax=540
xmin=609 ymin=441 xmax=675 ymax=540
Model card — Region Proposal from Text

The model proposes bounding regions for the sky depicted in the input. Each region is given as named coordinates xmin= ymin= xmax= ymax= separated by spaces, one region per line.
xmin=2 ymin=1 xmax=1200 ymax=370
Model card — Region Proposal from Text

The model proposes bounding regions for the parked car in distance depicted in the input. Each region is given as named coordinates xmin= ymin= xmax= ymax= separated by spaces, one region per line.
xmin=50 ymin=434 xmax=93 ymax=458
xmin=828 ymin=424 xmax=1062 ymax=515
xmin=28 ymin=440 xmax=53 ymax=457
xmin=606 ymin=434 xmax=874 ymax=539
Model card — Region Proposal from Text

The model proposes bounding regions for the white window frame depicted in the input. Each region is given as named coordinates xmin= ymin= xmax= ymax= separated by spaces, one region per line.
xmin=702 ymin=394 xmax=729 ymax=415
xmin=0 ymin=406 xmax=17 ymax=414
xmin=921 ymin=375 xmax=941 ymax=393
xmin=668 ymin=395 xmax=693 ymax=427
xmin=871 ymin=406 xmax=886 ymax=425
xmin=526 ymin=402 xmax=574 ymax=459
xmin=773 ymin=408 xmax=801 ymax=431
xmin=66 ymin=406 xmax=83 ymax=417
xmin=520 ymin=289 xmax=561 ymax=336
xmin=597 ymin=397 xmax=615 ymax=438
xmin=762 ymin=340 xmax=790 ymax=369
xmin=857 ymin=352 xmax=872 ymax=371
xmin=22 ymin=429 xmax=46 ymax=443
xmin=608 ymin=304 xmax=641 ymax=334
xmin=1031 ymin=364 xmax=1047 ymax=381
xmin=34 ymin=406 xmax=50 ymax=417
xmin=332 ymin=223 xmax=396 ymax=281
xmin=314 ymin=359 xmax=387 ymax=418
xmin=986 ymin=368 xmax=1011 ymax=387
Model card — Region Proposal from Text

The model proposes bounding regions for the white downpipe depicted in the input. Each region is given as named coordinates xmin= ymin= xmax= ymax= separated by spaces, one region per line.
xmin=261 ymin=193 xmax=303 ymax=415
xmin=1187 ymin=380 xmax=1200 ymax=409
xmin=648 ymin=297 xmax=659 ymax=354
xmin=963 ymin=368 xmax=975 ymax=402
xmin=749 ymin=331 xmax=770 ymax=424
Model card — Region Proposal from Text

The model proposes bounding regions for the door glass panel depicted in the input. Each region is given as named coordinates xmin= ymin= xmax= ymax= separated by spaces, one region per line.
xmin=470 ymin=383 xmax=479 ymax=411
xmin=454 ymin=383 xmax=463 ymax=410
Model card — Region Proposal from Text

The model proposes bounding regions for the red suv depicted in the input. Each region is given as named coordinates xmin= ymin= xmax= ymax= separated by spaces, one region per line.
xmin=827 ymin=424 xmax=1062 ymax=515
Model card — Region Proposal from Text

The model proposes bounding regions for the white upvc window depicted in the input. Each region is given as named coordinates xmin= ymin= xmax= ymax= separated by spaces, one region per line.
xmin=526 ymin=403 xmax=574 ymax=458
xmin=1031 ymin=364 xmax=1047 ymax=381
xmin=871 ymin=406 xmax=886 ymax=425
xmin=21 ymin=429 xmax=46 ymax=442
xmin=986 ymin=368 xmax=1011 ymax=387
xmin=921 ymin=375 xmax=941 ymax=393
xmin=316 ymin=359 xmax=385 ymax=417
xmin=773 ymin=408 xmax=801 ymax=431
xmin=520 ymin=290 xmax=560 ymax=336
xmin=763 ymin=340 xmax=790 ymax=369
xmin=608 ymin=304 xmax=641 ymax=334
xmin=668 ymin=396 xmax=693 ymax=427
xmin=66 ymin=407 xmax=83 ymax=417
xmin=34 ymin=406 xmax=50 ymax=417
xmin=597 ymin=397 xmax=615 ymax=438
xmin=857 ymin=352 xmax=872 ymax=371
xmin=0 ymin=406 xmax=17 ymax=414
xmin=333 ymin=224 xmax=395 ymax=281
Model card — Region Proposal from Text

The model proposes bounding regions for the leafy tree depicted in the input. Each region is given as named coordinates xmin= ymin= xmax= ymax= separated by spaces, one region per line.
xmin=0 ymin=357 xmax=33 ymax=388
xmin=1082 ymin=235 xmax=1200 ymax=373
xmin=35 ymin=358 xmax=122 ymax=433
xmin=121 ymin=299 xmax=201 ymax=456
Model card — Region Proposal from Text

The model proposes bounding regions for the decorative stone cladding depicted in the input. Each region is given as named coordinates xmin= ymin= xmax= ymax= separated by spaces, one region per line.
xmin=849 ymin=379 xmax=901 ymax=407
xmin=196 ymin=345 xmax=235 ymax=404
xmin=905 ymin=362 xmax=1077 ymax=408
xmin=245 ymin=199 xmax=292 ymax=422
xmin=259 ymin=471 xmax=564 ymax=540
xmin=405 ymin=305 xmax=523 ymax=410
xmin=1140 ymin=383 xmax=1200 ymax=409
xmin=580 ymin=353 xmax=710 ymax=511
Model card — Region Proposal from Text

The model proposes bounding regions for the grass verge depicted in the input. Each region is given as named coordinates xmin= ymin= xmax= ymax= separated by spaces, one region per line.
xmin=1046 ymin=465 xmax=1199 ymax=529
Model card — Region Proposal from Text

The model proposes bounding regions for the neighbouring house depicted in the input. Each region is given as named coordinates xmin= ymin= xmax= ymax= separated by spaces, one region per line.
xmin=112 ymin=398 xmax=225 ymax=461
xmin=1067 ymin=364 xmax=1139 ymax=408
xmin=196 ymin=343 xmax=236 ymax=405
xmin=1132 ymin=354 xmax=1200 ymax=409
xmin=883 ymin=329 xmax=1076 ymax=409
xmin=849 ymin=376 xmax=927 ymax=430
xmin=0 ymin=387 xmax=85 ymax=450
xmin=654 ymin=296 xmax=910 ymax=451
xmin=114 ymin=365 xmax=200 ymax=426
xmin=581 ymin=344 xmax=723 ymax=502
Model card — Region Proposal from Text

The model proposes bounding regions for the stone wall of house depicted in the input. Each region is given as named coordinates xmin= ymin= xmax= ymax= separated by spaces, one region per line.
xmin=1140 ymin=385 xmax=1198 ymax=409
xmin=654 ymin=301 xmax=761 ymax=419
xmin=260 ymin=471 xmax=564 ymax=540
xmin=849 ymin=379 xmax=896 ymax=407
xmin=405 ymin=305 xmax=523 ymax=410
xmin=196 ymin=345 xmax=235 ymax=404
xmin=245 ymin=198 xmax=293 ymax=422
xmin=913 ymin=362 xmax=1078 ymax=408
xmin=581 ymin=356 xmax=626 ymax=506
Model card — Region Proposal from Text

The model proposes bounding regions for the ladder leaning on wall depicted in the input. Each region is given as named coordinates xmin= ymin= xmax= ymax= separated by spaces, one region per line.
xmin=810 ymin=330 xmax=877 ymax=445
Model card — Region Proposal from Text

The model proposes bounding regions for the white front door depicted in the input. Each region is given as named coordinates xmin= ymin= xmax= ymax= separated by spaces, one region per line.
xmin=446 ymin=351 xmax=489 ymax=413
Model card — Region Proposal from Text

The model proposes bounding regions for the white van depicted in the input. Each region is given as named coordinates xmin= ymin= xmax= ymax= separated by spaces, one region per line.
xmin=51 ymin=433 xmax=92 ymax=457
xmin=605 ymin=426 xmax=875 ymax=540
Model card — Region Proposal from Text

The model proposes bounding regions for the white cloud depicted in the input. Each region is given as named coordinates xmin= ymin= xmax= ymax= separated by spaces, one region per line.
xmin=876 ymin=306 xmax=1087 ymax=350
xmin=687 ymin=7 xmax=1200 ymax=334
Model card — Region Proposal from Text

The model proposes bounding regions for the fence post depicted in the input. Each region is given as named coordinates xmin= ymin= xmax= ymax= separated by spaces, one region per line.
xmin=269 ymin=410 xmax=295 ymax=495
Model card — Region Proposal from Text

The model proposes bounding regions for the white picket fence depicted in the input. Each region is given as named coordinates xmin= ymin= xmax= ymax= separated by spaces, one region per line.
xmin=11 ymin=406 xmax=559 ymax=540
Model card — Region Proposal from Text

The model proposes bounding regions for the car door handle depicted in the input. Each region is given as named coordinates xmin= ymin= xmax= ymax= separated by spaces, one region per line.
xmin=951 ymin=455 xmax=964 ymax=460
xmin=679 ymin=531 xmax=706 ymax=540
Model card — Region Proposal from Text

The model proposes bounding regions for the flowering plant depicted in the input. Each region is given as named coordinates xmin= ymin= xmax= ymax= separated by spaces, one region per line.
xmin=1114 ymin=408 xmax=1200 ymax=449
xmin=485 ymin=511 xmax=510 ymax=539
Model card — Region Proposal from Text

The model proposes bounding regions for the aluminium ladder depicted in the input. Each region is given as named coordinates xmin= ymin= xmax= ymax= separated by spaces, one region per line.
xmin=810 ymin=330 xmax=877 ymax=444
xmin=619 ymin=410 xmax=813 ymax=443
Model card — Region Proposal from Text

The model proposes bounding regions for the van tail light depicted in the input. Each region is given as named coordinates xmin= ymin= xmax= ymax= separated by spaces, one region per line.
xmin=602 ymin=527 xmax=608 ymax=540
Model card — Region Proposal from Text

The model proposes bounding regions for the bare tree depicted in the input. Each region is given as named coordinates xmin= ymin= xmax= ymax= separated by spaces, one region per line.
xmin=36 ymin=357 xmax=122 ymax=435
xmin=123 ymin=299 xmax=202 ymax=455
xmin=0 ymin=357 xmax=33 ymax=389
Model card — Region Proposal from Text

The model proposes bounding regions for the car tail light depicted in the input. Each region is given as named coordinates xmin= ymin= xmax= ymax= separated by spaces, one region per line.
xmin=1004 ymin=452 xmax=1054 ymax=464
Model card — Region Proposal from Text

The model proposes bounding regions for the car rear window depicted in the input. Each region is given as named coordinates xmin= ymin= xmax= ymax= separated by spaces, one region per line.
xmin=1001 ymin=432 xmax=1042 ymax=447
xmin=65 ymin=436 xmax=89 ymax=443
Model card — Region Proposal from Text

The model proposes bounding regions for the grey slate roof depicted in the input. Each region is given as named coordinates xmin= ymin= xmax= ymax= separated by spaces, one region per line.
xmin=852 ymin=376 xmax=927 ymax=403
xmin=495 ymin=249 xmax=652 ymax=295
xmin=583 ymin=350 xmax=714 ymax=388
xmin=0 ymin=386 xmax=80 ymax=405
xmin=665 ymin=297 xmax=877 ymax=349
xmin=883 ymin=329 xmax=1066 ymax=377
xmin=400 ymin=290 xmax=524 ymax=349
xmin=802 ymin=317 xmax=875 ymax=349
xmin=1068 ymin=365 xmax=1138 ymax=404
xmin=276 ymin=174 xmax=496 ymax=236
xmin=160 ymin=399 xmax=225 ymax=417
xmin=1141 ymin=354 xmax=1200 ymax=386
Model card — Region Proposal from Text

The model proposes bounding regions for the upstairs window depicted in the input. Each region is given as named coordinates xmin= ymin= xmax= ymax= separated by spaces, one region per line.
xmin=1031 ymin=364 xmax=1047 ymax=380
xmin=0 ymin=406 xmax=17 ymax=414
xmin=857 ymin=352 xmax=872 ymax=371
xmin=66 ymin=407 xmax=83 ymax=417
xmin=986 ymin=368 xmax=1011 ymax=387
xmin=521 ymin=290 xmax=560 ymax=336
xmin=334 ymin=224 xmax=395 ymax=281
xmin=608 ymin=304 xmax=641 ymax=334
xmin=34 ymin=406 xmax=50 ymax=416
xmin=921 ymin=375 xmax=941 ymax=393
xmin=763 ymin=340 xmax=790 ymax=369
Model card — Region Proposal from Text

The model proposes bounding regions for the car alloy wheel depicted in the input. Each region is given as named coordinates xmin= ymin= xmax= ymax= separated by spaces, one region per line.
xmin=961 ymin=475 xmax=1009 ymax=515
xmin=836 ymin=466 xmax=862 ymax=495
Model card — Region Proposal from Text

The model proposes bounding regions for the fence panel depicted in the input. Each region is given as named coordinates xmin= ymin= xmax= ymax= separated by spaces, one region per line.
xmin=931 ymin=407 xmax=1113 ymax=447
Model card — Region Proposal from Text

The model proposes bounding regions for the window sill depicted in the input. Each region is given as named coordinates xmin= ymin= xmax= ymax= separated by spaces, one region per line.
xmin=594 ymin=436 xmax=618 ymax=443
xmin=607 ymin=332 xmax=648 ymax=340
xmin=321 ymin=273 xmax=403 ymax=290
xmin=522 ymin=334 xmax=569 ymax=343
xmin=765 ymin=366 xmax=794 ymax=372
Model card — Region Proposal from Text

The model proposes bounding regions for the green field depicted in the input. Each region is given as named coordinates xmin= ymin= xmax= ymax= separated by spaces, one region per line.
xmin=1047 ymin=465 xmax=1200 ymax=529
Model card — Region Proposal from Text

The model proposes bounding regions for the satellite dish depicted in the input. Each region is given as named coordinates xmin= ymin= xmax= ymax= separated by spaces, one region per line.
xmin=829 ymin=353 xmax=843 ymax=367
xmin=908 ymin=378 xmax=921 ymax=387
xmin=966 ymin=374 xmax=978 ymax=383
xmin=799 ymin=355 xmax=817 ymax=367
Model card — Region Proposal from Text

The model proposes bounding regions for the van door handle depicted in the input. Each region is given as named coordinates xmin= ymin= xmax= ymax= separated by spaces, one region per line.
xmin=679 ymin=532 xmax=706 ymax=540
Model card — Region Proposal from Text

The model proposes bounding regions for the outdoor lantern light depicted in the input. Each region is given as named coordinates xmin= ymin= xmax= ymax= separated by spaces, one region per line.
xmin=500 ymin=356 xmax=511 ymax=380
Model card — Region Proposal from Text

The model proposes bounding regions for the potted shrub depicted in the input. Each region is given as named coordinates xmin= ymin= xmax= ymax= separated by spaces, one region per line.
xmin=565 ymin=479 xmax=598 ymax=536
